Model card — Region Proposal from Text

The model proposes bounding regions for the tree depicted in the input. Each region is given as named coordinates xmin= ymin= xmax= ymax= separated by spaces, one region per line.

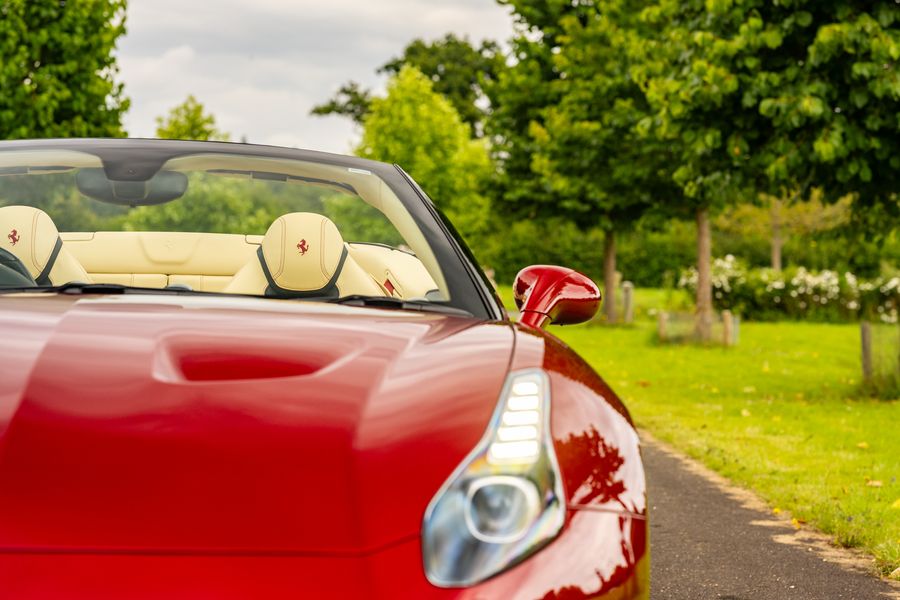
xmin=379 ymin=35 xmax=504 ymax=133
xmin=628 ymin=1 xmax=772 ymax=340
xmin=752 ymin=3 xmax=900 ymax=222
xmin=716 ymin=192 xmax=851 ymax=271
xmin=309 ymin=82 xmax=373 ymax=124
xmin=485 ymin=1 xmax=586 ymax=216
xmin=155 ymin=95 xmax=229 ymax=141
xmin=0 ymin=0 xmax=129 ymax=139
xmin=357 ymin=66 xmax=491 ymax=242
xmin=484 ymin=2 xmax=596 ymax=301
xmin=312 ymin=34 xmax=504 ymax=134
xmin=525 ymin=0 xmax=675 ymax=322
xmin=631 ymin=1 xmax=900 ymax=339
xmin=485 ymin=0 xmax=677 ymax=322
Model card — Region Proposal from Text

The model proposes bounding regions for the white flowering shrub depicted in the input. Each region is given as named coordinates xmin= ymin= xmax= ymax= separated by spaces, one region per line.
xmin=679 ymin=257 xmax=899 ymax=323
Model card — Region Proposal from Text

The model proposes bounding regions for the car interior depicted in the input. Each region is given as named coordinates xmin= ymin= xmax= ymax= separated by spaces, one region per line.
xmin=0 ymin=205 xmax=440 ymax=300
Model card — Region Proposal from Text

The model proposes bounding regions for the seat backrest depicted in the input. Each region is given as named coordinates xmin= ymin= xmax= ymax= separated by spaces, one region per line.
xmin=224 ymin=212 xmax=383 ymax=298
xmin=0 ymin=205 xmax=91 ymax=285
xmin=61 ymin=231 xmax=261 ymax=291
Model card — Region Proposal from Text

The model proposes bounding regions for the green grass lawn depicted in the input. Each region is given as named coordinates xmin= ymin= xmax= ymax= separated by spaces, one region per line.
xmin=496 ymin=286 xmax=900 ymax=575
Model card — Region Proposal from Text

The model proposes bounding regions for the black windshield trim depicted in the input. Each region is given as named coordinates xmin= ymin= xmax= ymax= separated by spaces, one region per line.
xmin=328 ymin=294 xmax=473 ymax=317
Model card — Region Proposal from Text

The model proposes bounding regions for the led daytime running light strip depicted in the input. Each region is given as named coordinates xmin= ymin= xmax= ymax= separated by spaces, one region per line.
xmin=488 ymin=376 xmax=544 ymax=464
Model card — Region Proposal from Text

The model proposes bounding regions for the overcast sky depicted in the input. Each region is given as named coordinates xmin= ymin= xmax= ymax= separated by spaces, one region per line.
xmin=117 ymin=0 xmax=515 ymax=154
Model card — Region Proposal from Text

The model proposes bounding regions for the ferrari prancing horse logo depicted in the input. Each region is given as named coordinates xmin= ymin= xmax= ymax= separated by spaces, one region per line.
xmin=297 ymin=239 xmax=309 ymax=255
xmin=7 ymin=229 xmax=19 ymax=246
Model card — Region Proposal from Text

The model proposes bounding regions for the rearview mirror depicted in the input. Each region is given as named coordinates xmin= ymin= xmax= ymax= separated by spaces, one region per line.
xmin=76 ymin=168 xmax=188 ymax=206
xmin=513 ymin=265 xmax=601 ymax=329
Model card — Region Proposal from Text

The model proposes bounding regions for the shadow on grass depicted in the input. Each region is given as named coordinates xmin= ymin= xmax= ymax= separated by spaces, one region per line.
xmin=858 ymin=376 xmax=900 ymax=401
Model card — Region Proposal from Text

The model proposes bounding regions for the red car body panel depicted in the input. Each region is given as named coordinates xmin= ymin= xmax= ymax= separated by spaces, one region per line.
xmin=0 ymin=293 xmax=647 ymax=598
xmin=1 ymin=510 xmax=647 ymax=600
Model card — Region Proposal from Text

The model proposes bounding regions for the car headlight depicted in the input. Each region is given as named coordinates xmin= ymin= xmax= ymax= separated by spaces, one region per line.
xmin=422 ymin=369 xmax=565 ymax=587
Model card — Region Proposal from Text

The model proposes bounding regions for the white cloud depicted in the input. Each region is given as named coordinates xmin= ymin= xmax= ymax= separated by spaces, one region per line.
xmin=117 ymin=0 xmax=514 ymax=153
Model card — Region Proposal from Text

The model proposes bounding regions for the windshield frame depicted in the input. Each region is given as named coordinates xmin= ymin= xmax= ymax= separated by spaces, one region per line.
xmin=0 ymin=138 xmax=503 ymax=320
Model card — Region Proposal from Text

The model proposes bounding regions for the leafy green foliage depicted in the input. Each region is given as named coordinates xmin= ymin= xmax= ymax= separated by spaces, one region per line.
xmin=155 ymin=95 xmax=229 ymax=141
xmin=309 ymin=82 xmax=373 ymax=124
xmin=378 ymin=34 xmax=504 ymax=132
xmin=120 ymin=176 xmax=274 ymax=234
xmin=526 ymin=0 xmax=675 ymax=230
xmin=0 ymin=0 xmax=129 ymax=139
xmin=321 ymin=195 xmax=404 ymax=247
xmin=489 ymin=0 xmax=685 ymax=323
xmin=357 ymin=66 xmax=491 ymax=243
xmin=716 ymin=194 xmax=851 ymax=242
xmin=480 ymin=218 xmax=687 ymax=288
xmin=479 ymin=212 xmax=900 ymax=288
xmin=484 ymin=3 xmax=574 ymax=215
xmin=481 ymin=218 xmax=605 ymax=284
xmin=630 ymin=0 xmax=760 ymax=208
xmin=633 ymin=0 xmax=900 ymax=221
xmin=312 ymin=34 xmax=503 ymax=133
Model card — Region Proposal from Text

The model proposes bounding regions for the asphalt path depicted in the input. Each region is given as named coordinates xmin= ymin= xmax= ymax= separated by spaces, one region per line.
xmin=644 ymin=438 xmax=899 ymax=600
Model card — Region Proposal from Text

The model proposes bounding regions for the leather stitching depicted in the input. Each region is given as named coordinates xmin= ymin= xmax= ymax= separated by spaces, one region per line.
xmin=30 ymin=212 xmax=41 ymax=272
xmin=319 ymin=219 xmax=329 ymax=280
xmin=272 ymin=217 xmax=285 ymax=280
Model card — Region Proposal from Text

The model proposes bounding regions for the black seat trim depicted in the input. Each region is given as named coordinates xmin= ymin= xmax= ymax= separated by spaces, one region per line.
xmin=35 ymin=237 xmax=63 ymax=286
xmin=257 ymin=245 xmax=348 ymax=299
xmin=0 ymin=248 xmax=35 ymax=283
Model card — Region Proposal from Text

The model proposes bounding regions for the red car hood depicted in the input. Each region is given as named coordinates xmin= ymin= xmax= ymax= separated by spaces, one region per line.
xmin=0 ymin=294 xmax=514 ymax=554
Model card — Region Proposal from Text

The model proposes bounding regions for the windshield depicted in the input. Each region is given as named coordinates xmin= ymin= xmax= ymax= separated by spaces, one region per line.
xmin=0 ymin=143 xmax=486 ymax=314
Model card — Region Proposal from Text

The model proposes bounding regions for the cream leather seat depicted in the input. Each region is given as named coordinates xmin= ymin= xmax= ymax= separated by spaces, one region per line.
xmin=347 ymin=243 xmax=439 ymax=300
xmin=224 ymin=212 xmax=383 ymax=298
xmin=0 ymin=205 xmax=92 ymax=285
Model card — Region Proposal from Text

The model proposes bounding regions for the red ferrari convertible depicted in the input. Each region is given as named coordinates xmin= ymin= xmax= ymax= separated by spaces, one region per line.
xmin=0 ymin=138 xmax=648 ymax=599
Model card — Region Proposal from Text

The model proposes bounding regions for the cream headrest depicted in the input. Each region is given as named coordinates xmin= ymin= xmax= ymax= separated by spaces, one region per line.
xmin=0 ymin=205 xmax=62 ymax=281
xmin=259 ymin=212 xmax=347 ymax=296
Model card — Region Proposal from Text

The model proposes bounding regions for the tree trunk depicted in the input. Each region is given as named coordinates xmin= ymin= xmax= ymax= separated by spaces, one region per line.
xmin=603 ymin=229 xmax=617 ymax=323
xmin=770 ymin=196 xmax=783 ymax=271
xmin=695 ymin=207 xmax=713 ymax=342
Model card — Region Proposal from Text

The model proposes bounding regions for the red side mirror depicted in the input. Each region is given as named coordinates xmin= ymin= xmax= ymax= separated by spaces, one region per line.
xmin=513 ymin=265 xmax=601 ymax=329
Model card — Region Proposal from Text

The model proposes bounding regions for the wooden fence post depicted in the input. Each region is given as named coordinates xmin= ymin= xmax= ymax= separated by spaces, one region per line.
xmin=622 ymin=281 xmax=634 ymax=324
xmin=658 ymin=311 xmax=668 ymax=342
xmin=861 ymin=321 xmax=873 ymax=383
xmin=722 ymin=310 xmax=734 ymax=346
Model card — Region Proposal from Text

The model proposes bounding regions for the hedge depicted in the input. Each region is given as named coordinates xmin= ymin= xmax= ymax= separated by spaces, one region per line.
xmin=679 ymin=256 xmax=899 ymax=323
